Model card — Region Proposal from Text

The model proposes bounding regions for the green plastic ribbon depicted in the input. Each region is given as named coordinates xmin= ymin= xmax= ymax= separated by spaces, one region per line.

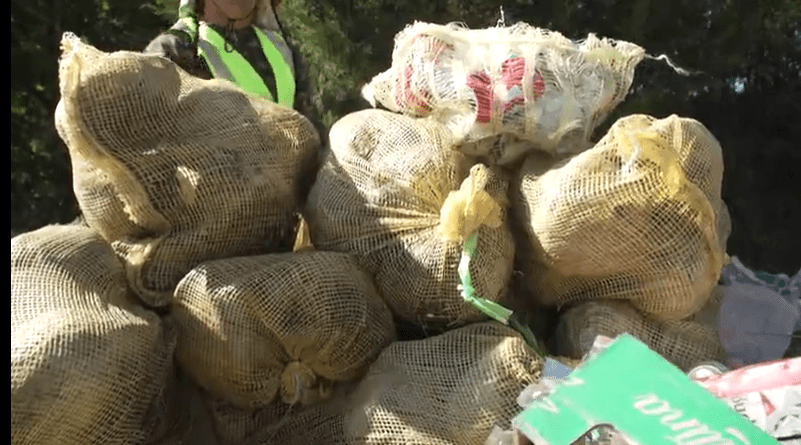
xmin=459 ymin=231 xmax=546 ymax=357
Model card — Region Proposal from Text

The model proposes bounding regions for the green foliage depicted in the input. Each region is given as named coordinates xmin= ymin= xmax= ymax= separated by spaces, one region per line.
xmin=282 ymin=1 xmax=374 ymax=126
xmin=10 ymin=0 xmax=801 ymax=273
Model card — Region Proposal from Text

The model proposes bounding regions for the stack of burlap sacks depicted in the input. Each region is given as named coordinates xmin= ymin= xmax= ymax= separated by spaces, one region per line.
xmin=12 ymin=33 xmax=398 ymax=445
xmin=11 ymin=21 xmax=730 ymax=445
xmin=327 ymin=21 xmax=729 ymax=369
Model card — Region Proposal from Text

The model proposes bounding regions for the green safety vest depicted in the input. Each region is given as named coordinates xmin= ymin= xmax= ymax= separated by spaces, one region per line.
xmin=179 ymin=17 xmax=296 ymax=107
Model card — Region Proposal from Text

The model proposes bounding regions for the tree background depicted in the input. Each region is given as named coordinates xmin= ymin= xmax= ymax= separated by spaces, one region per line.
xmin=10 ymin=0 xmax=800 ymax=274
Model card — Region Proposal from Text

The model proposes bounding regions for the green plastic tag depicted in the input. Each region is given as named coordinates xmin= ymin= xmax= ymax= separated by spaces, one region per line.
xmin=513 ymin=334 xmax=773 ymax=445
xmin=459 ymin=231 xmax=545 ymax=357
xmin=458 ymin=231 xmax=513 ymax=324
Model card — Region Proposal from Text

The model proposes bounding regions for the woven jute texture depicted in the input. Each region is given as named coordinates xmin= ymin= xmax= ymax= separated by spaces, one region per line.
xmin=171 ymin=251 xmax=395 ymax=410
xmin=240 ymin=322 xmax=542 ymax=445
xmin=55 ymin=33 xmax=321 ymax=307
xmin=514 ymin=114 xmax=729 ymax=321
xmin=341 ymin=322 xmax=541 ymax=445
xmin=306 ymin=109 xmax=515 ymax=328
xmin=11 ymin=224 xmax=176 ymax=445
xmin=555 ymin=299 xmax=727 ymax=372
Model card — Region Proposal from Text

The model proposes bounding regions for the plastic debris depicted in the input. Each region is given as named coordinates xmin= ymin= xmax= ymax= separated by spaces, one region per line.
xmin=690 ymin=358 xmax=801 ymax=442
xmin=512 ymin=334 xmax=771 ymax=445
xmin=718 ymin=256 xmax=801 ymax=368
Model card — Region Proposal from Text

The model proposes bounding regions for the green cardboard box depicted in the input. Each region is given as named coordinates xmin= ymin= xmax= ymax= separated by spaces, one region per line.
xmin=512 ymin=334 xmax=775 ymax=445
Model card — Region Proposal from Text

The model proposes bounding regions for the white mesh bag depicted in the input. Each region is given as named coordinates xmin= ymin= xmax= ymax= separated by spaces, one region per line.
xmin=363 ymin=22 xmax=645 ymax=157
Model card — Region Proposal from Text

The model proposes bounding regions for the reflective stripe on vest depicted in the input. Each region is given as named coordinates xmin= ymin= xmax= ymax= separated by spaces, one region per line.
xmin=183 ymin=19 xmax=295 ymax=107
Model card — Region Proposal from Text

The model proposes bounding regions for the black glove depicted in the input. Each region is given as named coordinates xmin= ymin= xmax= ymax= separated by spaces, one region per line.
xmin=144 ymin=31 xmax=209 ymax=78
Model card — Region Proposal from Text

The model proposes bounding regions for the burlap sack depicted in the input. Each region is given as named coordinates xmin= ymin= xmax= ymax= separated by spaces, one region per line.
xmin=237 ymin=398 xmax=346 ymax=445
xmin=149 ymin=375 xmax=344 ymax=445
xmin=203 ymin=390 xmax=346 ymax=445
xmin=242 ymin=322 xmax=542 ymax=445
xmin=142 ymin=362 xmax=223 ymax=445
xmin=344 ymin=322 xmax=541 ymax=444
xmin=148 ymin=369 xmax=282 ymax=445
xmin=362 ymin=22 xmax=645 ymax=157
xmin=305 ymin=109 xmax=515 ymax=328
xmin=555 ymin=299 xmax=727 ymax=372
xmin=203 ymin=397 xmax=287 ymax=445
xmin=11 ymin=225 xmax=176 ymax=445
xmin=54 ymin=33 xmax=321 ymax=307
xmin=171 ymin=251 xmax=395 ymax=409
xmin=514 ymin=114 xmax=729 ymax=321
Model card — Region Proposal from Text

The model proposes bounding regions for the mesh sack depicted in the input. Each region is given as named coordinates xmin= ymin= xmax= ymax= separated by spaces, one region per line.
xmin=171 ymin=250 xmax=395 ymax=410
xmin=514 ymin=114 xmax=728 ymax=321
xmin=204 ymin=397 xmax=287 ymax=445
xmin=54 ymin=33 xmax=321 ymax=307
xmin=244 ymin=322 xmax=541 ymax=445
xmin=11 ymin=225 xmax=176 ymax=445
xmin=555 ymin=300 xmax=726 ymax=371
xmin=305 ymin=109 xmax=515 ymax=328
xmin=145 ymin=365 xmax=288 ymax=445
xmin=150 ymin=375 xmax=287 ymax=445
xmin=200 ymin=390 xmax=349 ymax=445
xmin=343 ymin=321 xmax=541 ymax=445
xmin=235 ymin=397 xmax=346 ymax=445
xmin=144 ymin=364 xmax=225 ymax=445
xmin=362 ymin=22 xmax=645 ymax=155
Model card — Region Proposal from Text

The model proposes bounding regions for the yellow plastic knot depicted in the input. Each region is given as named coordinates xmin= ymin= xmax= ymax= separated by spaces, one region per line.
xmin=437 ymin=164 xmax=503 ymax=241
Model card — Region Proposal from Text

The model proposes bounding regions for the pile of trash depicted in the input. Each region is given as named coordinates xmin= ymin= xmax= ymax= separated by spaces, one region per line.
xmin=10 ymin=24 xmax=799 ymax=445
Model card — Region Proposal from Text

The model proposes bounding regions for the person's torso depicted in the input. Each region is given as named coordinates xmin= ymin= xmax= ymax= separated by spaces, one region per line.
xmin=194 ymin=22 xmax=296 ymax=106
